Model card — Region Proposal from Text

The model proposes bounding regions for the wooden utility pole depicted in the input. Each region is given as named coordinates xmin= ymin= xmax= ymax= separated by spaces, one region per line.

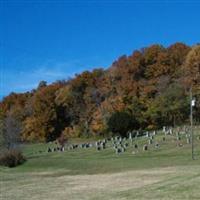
xmin=190 ymin=86 xmax=195 ymax=160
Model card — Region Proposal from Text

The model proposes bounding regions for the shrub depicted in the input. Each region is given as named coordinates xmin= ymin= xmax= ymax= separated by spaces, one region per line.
xmin=0 ymin=149 xmax=26 ymax=168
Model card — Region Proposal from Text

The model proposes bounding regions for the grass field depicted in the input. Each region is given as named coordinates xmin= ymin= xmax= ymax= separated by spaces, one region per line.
xmin=1 ymin=128 xmax=200 ymax=200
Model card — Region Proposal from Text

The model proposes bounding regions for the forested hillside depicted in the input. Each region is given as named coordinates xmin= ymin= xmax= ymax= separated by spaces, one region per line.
xmin=1 ymin=43 xmax=200 ymax=143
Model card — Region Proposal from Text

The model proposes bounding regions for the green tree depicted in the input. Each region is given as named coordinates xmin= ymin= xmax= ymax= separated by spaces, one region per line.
xmin=146 ymin=83 xmax=189 ymax=127
xmin=107 ymin=111 xmax=137 ymax=137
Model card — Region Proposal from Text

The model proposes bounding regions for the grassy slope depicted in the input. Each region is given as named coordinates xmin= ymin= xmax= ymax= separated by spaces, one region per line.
xmin=1 ymin=128 xmax=200 ymax=200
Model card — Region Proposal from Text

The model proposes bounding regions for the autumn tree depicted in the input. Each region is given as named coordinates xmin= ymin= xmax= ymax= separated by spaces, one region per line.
xmin=22 ymin=83 xmax=65 ymax=142
xmin=183 ymin=45 xmax=200 ymax=122
xmin=183 ymin=45 xmax=200 ymax=87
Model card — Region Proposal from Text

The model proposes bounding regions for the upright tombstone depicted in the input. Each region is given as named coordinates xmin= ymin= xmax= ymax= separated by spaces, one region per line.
xmin=176 ymin=136 xmax=181 ymax=141
xmin=113 ymin=145 xmax=118 ymax=150
xmin=53 ymin=147 xmax=57 ymax=152
xmin=89 ymin=143 xmax=93 ymax=148
xmin=176 ymin=132 xmax=180 ymax=138
xmin=135 ymin=131 xmax=139 ymax=139
xmin=86 ymin=143 xmax=90 ymax=148
xmin=101 ymin=142 xmax=106 ymax=149
xmin=132 ymin=131 xmax=135 ymax=139
xmin=143 ymin=144 xmax=148 ymax=151
xmin=183 ymin=125 xmax=187 ymax=134
xmin=148 ymin=139 xmax=153 ymax=145
xmin=155 ymin=143 xmax=159 ymax=148
xmin=124 ymin=142 xmax=128 ymax=148
xmin=129 ymin=132 xmax=133 ymax=145
xmin=116 ymin=148 xmax=122 ymax=154
xmin=97 ymin=146 xmax=101 ymax=151
xmin=61 ymin=146 xmax=65 ymax=152
xmin=132 ymin=151 xmax=136 ymax=155
xmin=178 ymin=143 xmax=183 ymax=147
xmin=152 ymin=130 xmax=156 ymax=136
xmin=186 ymin=137 xmax=191 ymax=144
xmin=129 ymin=132 xmax=132 ymax=140
xmin=67 ymin=146 xmax=71 ymax=150
xmin=163 ymin=126 xmax=166 ymax=133
xmin=146 ymin=131 xmax=150 ymax=138
xmin=186 ymin=133 xmax=191 ymax=138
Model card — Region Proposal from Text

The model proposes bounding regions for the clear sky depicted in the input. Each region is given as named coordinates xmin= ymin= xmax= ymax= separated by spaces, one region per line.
xmin=1 ymin=0 xmax=200 ymax=98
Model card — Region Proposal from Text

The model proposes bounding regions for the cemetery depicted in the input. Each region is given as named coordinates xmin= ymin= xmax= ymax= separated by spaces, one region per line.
xmin=1 ymin=126 xmax=200 ymax=200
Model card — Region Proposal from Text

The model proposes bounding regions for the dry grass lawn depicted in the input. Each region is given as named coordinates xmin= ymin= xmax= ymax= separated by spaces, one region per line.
xmin=1 ymin=165 xmax=200 ymax=200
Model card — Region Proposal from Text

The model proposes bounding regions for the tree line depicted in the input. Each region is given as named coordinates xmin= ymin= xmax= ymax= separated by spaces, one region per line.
xmin=0 ymin=43 xmax=200 ymax=146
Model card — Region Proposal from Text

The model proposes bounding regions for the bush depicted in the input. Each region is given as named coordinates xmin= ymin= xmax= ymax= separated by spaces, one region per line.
xmin=0 ymin=149 xmax=26 ymax=168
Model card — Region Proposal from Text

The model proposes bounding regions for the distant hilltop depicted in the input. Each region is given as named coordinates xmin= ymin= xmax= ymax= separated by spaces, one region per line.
xmin=1 ymin=43 xmax=200 ymax=142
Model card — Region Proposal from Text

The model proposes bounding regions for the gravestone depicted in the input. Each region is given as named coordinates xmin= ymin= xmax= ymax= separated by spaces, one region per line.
xmin=163 ymin=126 xmax=166 ymax=133
xmin=176 ymin=136 xmax=181 ymax=141
xmin=116 ymin=148 xmax=122 ymax=154
xmin=155 ymin=143 xmax=159 ymax=148
xmin=61 ymin=147 xmax=65 ymax=152
xmin=150 ymin=135 xmax=154 ymax=140
xmin=186 ymin=138 xmax=191 ymax=144
xmin=97 ymin=146 xmax=101 ymax=151
xmin=146 ymin=131 xmax=150 ymax=138
xmin=148 ymin=139 xmax=153 ymax=145
xmin=121 ymin=147 xmax=125 ymax=153
xmin=101 ymin=142 xmax=106 ymax=149
xmin=178 ymin=143 xmax=183 ymax=147
xmin=129 ymin=132 xmax=132 ymax=140
xmin=143 ymin=144 xmax=148 ymax=151
xmin=124 ymin=143 xmax=128 ymax=148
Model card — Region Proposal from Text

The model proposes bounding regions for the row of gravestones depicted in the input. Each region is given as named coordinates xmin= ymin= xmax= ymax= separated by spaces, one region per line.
xmin=47 ymin=138 xmax=115 ymax=153
xmin=47 ymin=142 xmax=94 ymax=153
xmin=46 ymin=131 xmax=160 ymax=154
xmin=47 ymin=128 xmax=159 ymax=154
xmin=48 ymin=146 xmax=65 ymax=153
xmin=163 ymin=126 xmax=200 ymax=148
xmin=47 ymin=126 xmax=199 ymax=154
xmin=163 ymin=126 xmax=200 ymax=145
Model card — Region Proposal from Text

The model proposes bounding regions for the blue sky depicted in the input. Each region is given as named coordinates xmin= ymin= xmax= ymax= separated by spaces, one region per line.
xmin=1 ymin=0 xmax=200 ymax=99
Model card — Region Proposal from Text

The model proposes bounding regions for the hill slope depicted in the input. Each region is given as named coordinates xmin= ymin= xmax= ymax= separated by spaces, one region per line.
xmin=0 ymin=43 xmax=200 ymax=142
